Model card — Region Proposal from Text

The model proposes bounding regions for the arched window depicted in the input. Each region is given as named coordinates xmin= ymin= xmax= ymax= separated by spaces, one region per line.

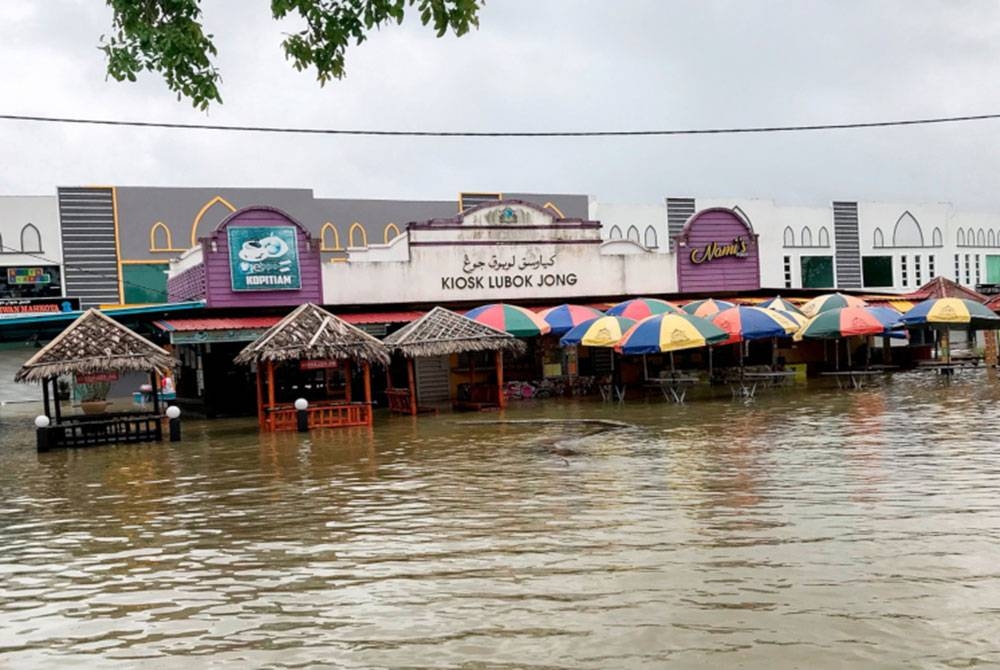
xmin=783 ymin=226 xmax=795 ymax=247
xmin=644 ymin=226 xmax=658 ymax=249
xmin=348 ymin=222 xmax=368 ymax=248
xmin=968 ymin=228 xmax=976 ymax=245
xmin=383 ymin=223 xmax=402 ymax=243
xmin=892 ymin=211 xmax=924 ymax=247
xmin=873 ymin=228 xmax=885 ymax=247
xmin=149 ymin=221 xmax=174 ymax=251
xmin=320 ymin=222 xmax=342 ymax=251
xmin=957 ymin=228 xmax=966 ymax=246
xmin=20 ymin=224 xmax=42 ymax=253
xmin=627 ymin=226 xmax=640 ymax=244
xmin=189 ymin=195 xmax=236 ymax=247
xmin=932 ymin=227 xmax=943 ymax=247
xmin=609 ymin=225 xmax=623 ymax=240
xmin=818 ymin=227 xmax=830 ymax=247
xmin=991 ymin=230 xmax=997 ymax=247
xmin=800 ymin=226 xmax=813 ymax=247
xmin=978 ymin=229 xmax=987 ymax=246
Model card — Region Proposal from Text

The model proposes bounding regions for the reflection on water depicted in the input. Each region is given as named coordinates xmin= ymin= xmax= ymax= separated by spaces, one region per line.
xmin=2 ymin=371 xmax=1000 ymax=668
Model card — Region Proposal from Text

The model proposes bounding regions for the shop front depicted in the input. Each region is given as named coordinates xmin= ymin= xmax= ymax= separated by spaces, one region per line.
xmin=674 ymin=208 xmax=761 ymax=294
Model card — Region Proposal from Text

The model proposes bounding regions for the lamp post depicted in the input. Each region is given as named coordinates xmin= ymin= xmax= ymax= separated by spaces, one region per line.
xmin=34 ymin=414 xmax=51 ymax=452
xmin=166 ymin=405 xmax=182 ymax=442
xmin=294 ymin=398 xmax=309 ymax=432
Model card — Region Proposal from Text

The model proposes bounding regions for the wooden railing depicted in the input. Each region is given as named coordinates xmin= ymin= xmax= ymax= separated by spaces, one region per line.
xmin=40 ymin=412 xmax=163 ymax=451
xmin=266 ymin=402 xmax=371 ymax=431
xmin=386 ymin=388 xmax=413 ymax=414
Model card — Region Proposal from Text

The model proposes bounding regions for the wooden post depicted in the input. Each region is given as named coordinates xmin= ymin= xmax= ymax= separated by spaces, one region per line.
xmin=407 ymin=358 xmax=417 ymax=416
xmin=42 ymin=376 xmax=51 ymax=419
xmin=941 ymin=329 xmax=951 ymax=364
xmin=363 ymin=361 xmax=373 ymax=425
xmin=882 ymin=336 xmax=892 ymax=364
xmin=53 ymin=377 xmax=62 ymax=424
xmin=266 ymin=360 xmax=276 ymax=431
xmin=151 ymin=370 xmax=161 ymax=415
xmin=344 ymin=360 xmax=353 ymax=402
xmin=255 ymin=364 xmax=264 ymax=430
xmin=496 ymin=350 xmax=506 ymax=409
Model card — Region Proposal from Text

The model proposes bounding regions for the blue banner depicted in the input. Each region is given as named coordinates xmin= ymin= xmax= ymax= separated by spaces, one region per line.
xmin=228 ymin=226 xmax=301 ymax=291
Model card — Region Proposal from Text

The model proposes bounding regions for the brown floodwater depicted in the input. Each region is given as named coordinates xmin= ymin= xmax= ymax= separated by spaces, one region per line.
xmin=2 ymin=370 xmax=1000 ymax=668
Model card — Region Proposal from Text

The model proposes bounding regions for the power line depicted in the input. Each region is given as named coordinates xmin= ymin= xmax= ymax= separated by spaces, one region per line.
xmin=1 ymin=112 xmax=1000 ymax=137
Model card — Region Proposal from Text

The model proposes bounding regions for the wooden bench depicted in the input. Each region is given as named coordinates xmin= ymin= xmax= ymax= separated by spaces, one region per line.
xmin=453 ymin=383 xmax=500 ymax=411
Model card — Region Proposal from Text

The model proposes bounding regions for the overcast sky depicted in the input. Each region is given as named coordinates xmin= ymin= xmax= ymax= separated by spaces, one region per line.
xmin=2 ymin=1 xmax=1000 ymax=208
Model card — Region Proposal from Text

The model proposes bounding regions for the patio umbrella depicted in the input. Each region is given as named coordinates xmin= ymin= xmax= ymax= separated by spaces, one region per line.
xmin=899 ymin=298 xmax=1000 ymax=363
xmin=617 ymin=313 xmax=729 ymax=355
xmin=711 ymin=305 xmax=801 ymax=369
xmin=465 ymin=303 xmax=552 ymax=337
xmin=710 ymin=306 xmax=800 ymax=345
xmin=867 ymin=305 xmax=907 ymax=336
xmin=682 ymin=298 xmax=735 ymax=318
xmin=800 ymin=292 xmax=868 ymax=318
xmin=759 ymin=295 xmax=804 ymax=315
xmin=606 ymin=297 xmax=684 ymax=320
xmin=538 ymin=304 xmax=605 ymax=336
xmin=794 ymin=306 xmax=889 ymax=369
xmin=560 ymin=316 xmax=636 ymax=347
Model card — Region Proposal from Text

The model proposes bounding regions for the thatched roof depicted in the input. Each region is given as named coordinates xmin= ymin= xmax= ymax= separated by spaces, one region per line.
xmin=234 ymin=303 xmax=390 ymax=365
xmin=383 ymin=306 xmax=526 ymax=358
xmin=15 ymin=309 xmax=175 ymax=382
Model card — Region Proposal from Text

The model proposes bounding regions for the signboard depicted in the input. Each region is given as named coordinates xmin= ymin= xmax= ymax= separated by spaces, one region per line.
xmin=300 ymin=359 xmax=340 ymax=370
xmin=689 ymin=237 xmax=749 ymax=264
xmin=228 ymin=226 xmax=301 ymax=291
xmin=0 ymin=297 xmax=79 ymax=316
xmin=439 ymin=250 xmax=579 ymax=292
xmin=75 ymin=372 xmax=120 ymax=384
xmin=6 ymin=268 xmax=52 ymax=285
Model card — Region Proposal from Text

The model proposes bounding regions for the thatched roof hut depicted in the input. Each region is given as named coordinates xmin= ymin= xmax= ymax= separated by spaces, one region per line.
xmin=235 ymin=303 xmax=390 ymax=366
xmin=15 ymin=308 xmax=175 ymax=383
xmin=383 ymin=306 xmax=526 ymax=357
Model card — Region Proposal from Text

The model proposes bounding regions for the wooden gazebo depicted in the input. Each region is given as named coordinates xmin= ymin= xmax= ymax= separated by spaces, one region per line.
xmin=15 ymin=309 xmax=176 ymax=450
xmin=383 ymin=306 xmax=525 ymax=413
xmin=234 ymin=303 xmax=390 ymax=431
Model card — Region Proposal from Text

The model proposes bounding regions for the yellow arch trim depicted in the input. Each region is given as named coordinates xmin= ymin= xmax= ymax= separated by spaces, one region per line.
xmin=348 ymin=222 xmax=368 ymax=248
xmin=149 ymin=221 xmax=184 ymax=252
xmin=189 ymin=195 xmax=237 ymax=248
xmin=542 ymin=202 xmax=565 ymax=218
xmin=383 ymin=222 xmax=402 ymax=244
xmin=319 ymin=222 xmax=343 ymax=251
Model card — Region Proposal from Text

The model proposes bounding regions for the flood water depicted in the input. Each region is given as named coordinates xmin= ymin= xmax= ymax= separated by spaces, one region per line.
xmin=2 ymin=370 xmax=1000 ymax=668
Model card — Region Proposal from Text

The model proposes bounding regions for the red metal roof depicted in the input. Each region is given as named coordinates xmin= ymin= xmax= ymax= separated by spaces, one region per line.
xmin=154 ymin=310 xmax=426 ymax=332
xmin=154 ymin=317 xmax=281 ymax=332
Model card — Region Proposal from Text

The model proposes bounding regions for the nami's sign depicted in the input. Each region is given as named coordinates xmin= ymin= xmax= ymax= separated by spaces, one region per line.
xmin=228 ymin=226 xmax=301 ymax=291
xmin=689 ymin=237 xmax=749 ymax=264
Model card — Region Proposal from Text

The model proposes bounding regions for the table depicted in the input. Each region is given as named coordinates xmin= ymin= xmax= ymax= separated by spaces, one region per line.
xmin=598 ymin=383 xmax=626 ymax=402
xmin=820 ymin=370 xmax=885 ymax=390
xmin=645 ymin=375 xmax=699 ymax=403
xmin=917 ymin=361 xmax=980 ymax=375
xmin=729 ymin=371 xmax=796 ymax=399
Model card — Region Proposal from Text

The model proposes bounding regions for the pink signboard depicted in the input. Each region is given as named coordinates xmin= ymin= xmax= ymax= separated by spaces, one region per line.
xmin=675 ymin=208 xmax=760 ymax=294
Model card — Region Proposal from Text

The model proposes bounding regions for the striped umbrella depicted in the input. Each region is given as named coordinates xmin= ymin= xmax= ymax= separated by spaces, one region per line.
xmin=682 ymin=298 xmax=736 ymax=318
xmin=560 ymin=316 xmax=636 ymax=347
xmin=899 ymin=298 xmax=1000 ymax=364
xmin=606 ymin=298 xmax=684 ymax=321
xmin=867 ymin=305 xmax=906 ymax=336
xmin=772 ymin=309 xmax=808 ymax=329
xmin=710 ymin=306 xmax=800 ymax=345
xmin=617 ymin=313 xmax=729 ymax=355
xmin=794 ymin=307 xmax=888 ymax=341
xmin=537 ymin=304 xmax=605 ymax=336
xmin=465 ymin=303 xmax=552 ymax=337
xmin=759 ymin=295 xmax=804 ymax=315
xmin=899 ymin=298 xmax=1000 ymax=329
xmin=800 ymin=292 xmax=868 ymax=318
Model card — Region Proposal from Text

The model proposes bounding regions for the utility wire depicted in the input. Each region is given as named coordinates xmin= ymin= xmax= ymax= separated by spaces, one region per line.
xmin=1 ymin=112 xmax=1000 ymax=137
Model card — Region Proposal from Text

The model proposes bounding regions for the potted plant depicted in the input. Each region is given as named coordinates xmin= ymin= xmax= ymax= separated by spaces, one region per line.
xmin=79 ymin=381 xmax=112 ymax=414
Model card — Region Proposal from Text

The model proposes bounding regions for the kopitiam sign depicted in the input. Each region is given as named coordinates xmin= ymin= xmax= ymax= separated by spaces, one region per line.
xmin=228 ymin=226 xmax=301 ymax=291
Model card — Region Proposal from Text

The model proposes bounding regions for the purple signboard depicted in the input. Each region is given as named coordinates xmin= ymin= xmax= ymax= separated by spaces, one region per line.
xmin=196 ymin=207 xmax=323 ymax=309
xmin=675 ymin=208 xmax=760 ymax=293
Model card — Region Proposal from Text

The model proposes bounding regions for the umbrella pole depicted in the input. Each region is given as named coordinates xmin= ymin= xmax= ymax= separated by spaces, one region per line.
xmin=942 ymin=329 xmax=951 ymax=364
xmin=835 ymin=340 xmax=840 ymax=370
xmin=771 ymin=336 xmax=778 ymax=368
xmin=847 ymin=340 xmax=853 ymax=369
xmin=708 ymin=346 xmax=714 ymax=378
xmin=643 ymin=354 xmax=649 ymax=380
xmin=669 ymin=351 xmax=675 ymax=372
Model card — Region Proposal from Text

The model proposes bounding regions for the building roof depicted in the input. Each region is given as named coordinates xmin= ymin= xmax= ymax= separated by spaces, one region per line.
xmin=234 ymin=303 xmax=390 ymax=366
xmin=383 ymin=306 xmax=526 ymax=358
xmin=901 ymin=276 xmax=987 ymax=302
xmin=15 ymin=309 xmax=176 ymax=382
